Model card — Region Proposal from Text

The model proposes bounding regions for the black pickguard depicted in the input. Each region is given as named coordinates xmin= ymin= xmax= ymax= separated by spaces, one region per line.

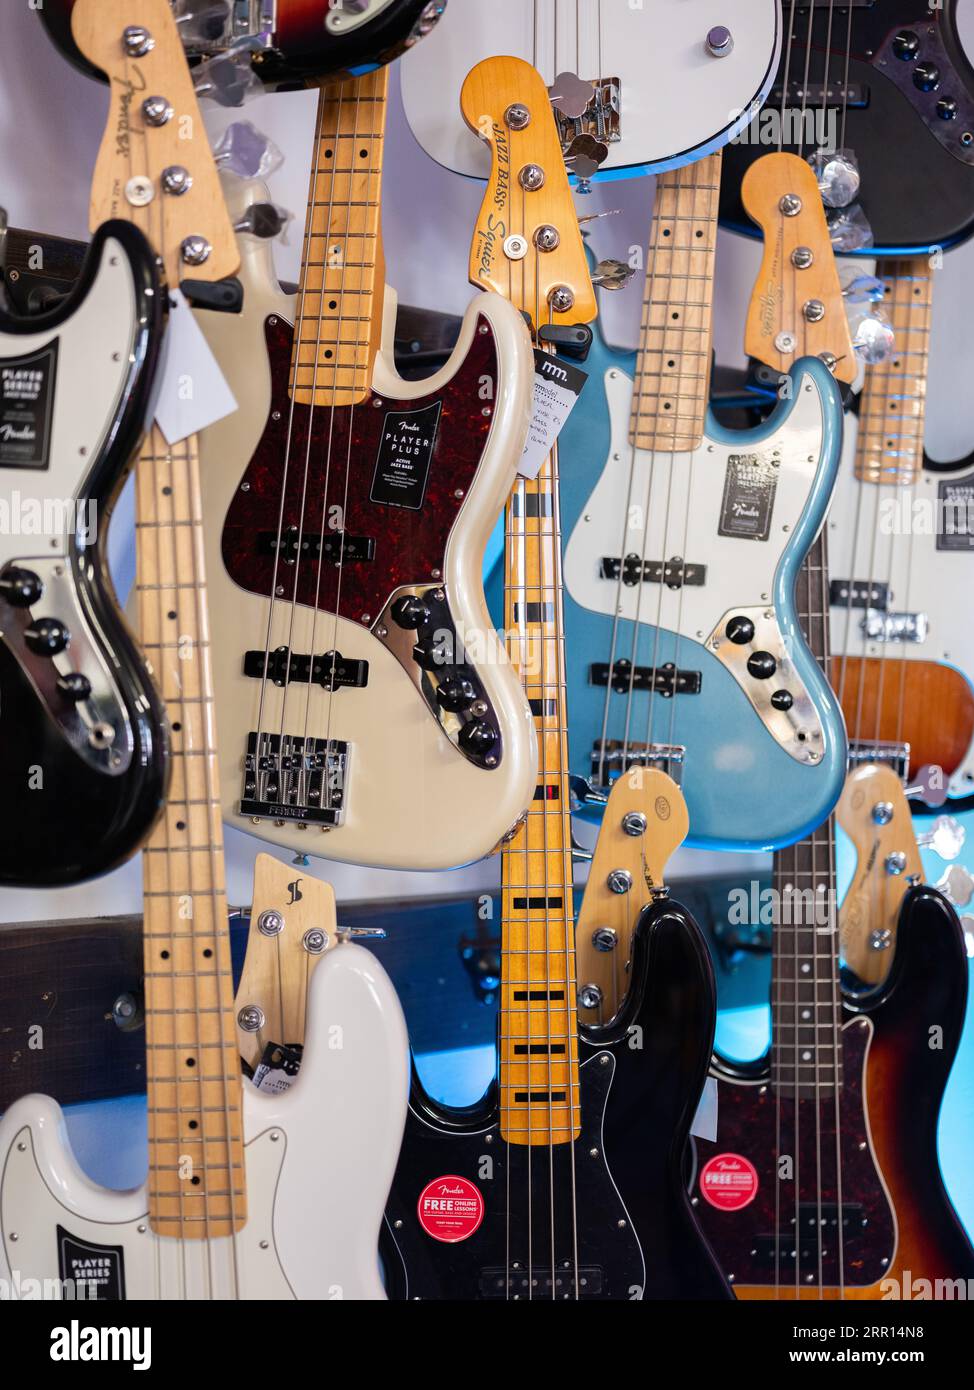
xmin=0 ymin=222 xmax=168 ymax=886
xmin=720 ymin=2 xmax=974 ymax=253
xmin=382 ymin=898 xmax=732 ymax=1300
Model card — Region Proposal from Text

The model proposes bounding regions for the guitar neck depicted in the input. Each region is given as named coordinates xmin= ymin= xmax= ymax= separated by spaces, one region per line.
xmin=770 ymin=527 xmax=842 ymax=1097
xmin=136 ymin=423 xmax=244 ymax=1238
xmin=630 ymin=151 xmax=721 ymax=453
xmin=290 ymin=67 xmax=388 ymax=407
xmin=855 ymin=257 xmax=932 ymax=485
xmin=500 ymin=442 xmax=580 ymax=1147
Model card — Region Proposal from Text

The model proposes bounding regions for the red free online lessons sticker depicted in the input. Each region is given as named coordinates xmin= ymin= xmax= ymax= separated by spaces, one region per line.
xmin=699 ymin=1153 xmax=759 ymax=1212
xmin=417 ymin=1175 xmax=485 ymax=1243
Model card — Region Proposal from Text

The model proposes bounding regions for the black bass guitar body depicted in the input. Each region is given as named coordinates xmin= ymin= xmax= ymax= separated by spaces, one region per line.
xmin=382 ymin=898 xmax=732 ymax=1301
xmin=0 ymin=220 xmax=168 ymax=886
xmin=720 ymin=2 xmax=974 ymax=253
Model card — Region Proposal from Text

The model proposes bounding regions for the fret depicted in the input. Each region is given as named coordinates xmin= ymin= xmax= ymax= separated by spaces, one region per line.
xmin=629 ymin=152 xmax=721 ymax=453
xmin=854 ymin=257 xmax=932 ymax=485
xmin=289 ymin=69 xmax=387 ymax=407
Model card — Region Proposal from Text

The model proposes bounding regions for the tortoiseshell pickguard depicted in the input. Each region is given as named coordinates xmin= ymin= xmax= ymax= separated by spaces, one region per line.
xmin=222 ymin=313 xmax=498 ymax=624
xmin=691 ymin=1017 xmax=896 ymax=1291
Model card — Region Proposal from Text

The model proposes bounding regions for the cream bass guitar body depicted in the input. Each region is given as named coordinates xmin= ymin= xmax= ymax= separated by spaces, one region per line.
xmin=194 ymin=177 xmax=536 ymax=870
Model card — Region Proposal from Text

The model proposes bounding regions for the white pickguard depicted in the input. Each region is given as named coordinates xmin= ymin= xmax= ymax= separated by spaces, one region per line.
xmin=565 ymin=365 xmax=829 ymax=640
xmin=401 ymin=0 xmax=781 ymax=177
xmin=0 ymin=943 xmax=409 ymax=1300
xmin=0 ymin=235 xmax=139 ymax=565
xmin=828 ymin=416 xmax=974 ymax=794
xmin=191 ymin=177 xmax=537 ymax=871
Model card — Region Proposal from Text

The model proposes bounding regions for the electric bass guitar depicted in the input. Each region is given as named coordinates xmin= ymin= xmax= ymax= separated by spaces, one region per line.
xmin=720 ymin=1 xmax=974 ymax=253
xmin=0 ymin=219 xmax=168 ymax=886
xmin=559 ymin=151 xmax=849 ymax=852
xmin=192 ymin=67 xmax=538 ymax=871
xmin=0 ymin=0 xmax=409 ymax=1301
xmin=401 ymin=0 xmax=781 ymax=180
xmin=690 ymin=536 xmax=974 ymax=1300
xmin=42 ymin=0 xmax=446 ymax=83
xmin=828 ymin=257 xmax=974 ymax=800
xmin=381 ymin=58 xmax=730 ymax=1302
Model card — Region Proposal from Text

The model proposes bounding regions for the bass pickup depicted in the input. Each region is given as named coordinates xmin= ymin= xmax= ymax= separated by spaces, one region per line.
xmin=244 ymin=646 xmax=369 ymax=691
xmin=829 ymin=578 xmax=889 ymax=611
xmin=590 ymin=660 xmax=701 ymax=697
xmin=257 ymin=529 xmax=375 ymax=564
xmin=599 ymin=554 xmax=705 ymax=589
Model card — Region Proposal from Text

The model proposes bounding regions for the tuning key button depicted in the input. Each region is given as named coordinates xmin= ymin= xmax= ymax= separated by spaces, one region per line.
xmin=892 ymin=30 xmax=920 ymax=61
xmin=436 ymin=676 xmax=477 ymax=713
xmin=746 ymin=651 xmax=777 ymax=680
xmin=391 ymin=595 xmax=431 ymax=630
xmin=0 ymin=568 xmax=43 ymax=607
xmin=770 ymin=689 xmax=794 ymax=711
xmin=458 ymin=720 xmax=496 ymax=755
xmin=937 ymin=97 xmax=959 ymax=121
xmin=913 ymin=62 xmax=941 ymax=93
xmin=57 ymin=672 xmax=92 ymax=702
xmin=725 ymin=615 xmax=755 ymax=645
xmin=25 ymin=618 xmax=70 ymax=656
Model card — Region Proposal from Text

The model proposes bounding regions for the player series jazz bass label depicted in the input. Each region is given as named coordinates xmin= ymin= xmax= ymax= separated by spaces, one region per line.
xmin=370 ymin=400 xmax=442 ymax=510
xmin=56 ymin=1225 xmax=126 ymax=1299
xmin=0 ymin=340 xmax=58 ymax=470
xmin=718 ymin=452 xmax=778 ymax=541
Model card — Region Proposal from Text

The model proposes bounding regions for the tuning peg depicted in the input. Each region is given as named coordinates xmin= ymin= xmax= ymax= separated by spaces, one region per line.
xmin=193 ymin=44 xmax=263 ymax=108
xmin=337 ymin=925 xmax=388 ymax=942
xmin=916 ymin=815 xmax=966 ymax=862
xmin=592 ymin=258 xmax=636 ymax=291
xmin=905 ymin=764 xmax=950 ymax=808
xmin=843 ymin=274 xmax=886 ymax=305
xmin=549 ymin=71 xmax=596 ymax=120
xmin=827 ymin=204 xmax=874 ymax=253
xmin=213 ymin=121 xmax=284 ymax=179
xmin=173 ymin=0 xmax=232 ymax=45
xmin=808 ymin=147 xmax=861 ymax=209
xmin=234 ymin=202 xmax=293 ymax=241
xmin=577 ymin=208 xmax=621 ymax=227
xmin=852 ymin=311 xmax=895 ymax=365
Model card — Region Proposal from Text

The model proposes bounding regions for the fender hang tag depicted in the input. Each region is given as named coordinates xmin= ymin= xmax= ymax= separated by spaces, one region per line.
xmin=519 ymin=349 xmax=588 ymax=481
xmin=251 ymin=1041 xmax=304 ymax=1094
xmin=155 ymin=288 xmax=238 ymax=444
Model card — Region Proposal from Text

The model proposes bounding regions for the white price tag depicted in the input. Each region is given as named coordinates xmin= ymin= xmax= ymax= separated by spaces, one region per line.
xmin=154 ymin=288 xmax=238 ymax=445
xmin=689 ymin=1075 xmax=719 ymax=1143
xmin=518 ymin=348 xmax=588 ymax=480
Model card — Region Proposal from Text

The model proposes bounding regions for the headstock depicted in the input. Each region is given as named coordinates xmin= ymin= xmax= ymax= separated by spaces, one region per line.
xmin=576 ymin=768 xmax=689 ymax=1024
xmin=72 ymin=0 xmax=239 ymax=285
xmin=742 ymin=152 xmax=856 ymax=386
xmin=461 ymin=56 xmax=597 ymax=331
xmin=837 ymin=763 xmax=922 ymax=986
xmin=235 ymin=853 xmax=337 ymax=1072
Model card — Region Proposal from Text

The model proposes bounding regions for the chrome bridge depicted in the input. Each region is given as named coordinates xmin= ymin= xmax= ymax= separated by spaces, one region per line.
xmin=241 ymin=732 xmax=350 ymax=829
xmin=590 ymin=740 xmax=685 ymax=788
xmin=848 ymin=740 xmax=910 ymax=781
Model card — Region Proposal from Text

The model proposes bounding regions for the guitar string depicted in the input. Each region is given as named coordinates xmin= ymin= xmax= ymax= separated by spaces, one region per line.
xmin=129 ymin=53 xmax=234 ymax=1297
xmin=124 ymin=47 xmax=187 ymax=1298
xmin=250 ymin=78 xmax=332 ymax=806
xmin=664 ymin=158 xmax=720 ymax=790
xmin=307 ymin=72 xmax=382 ymax=814
xmin=276 ymin=77 xmax=355 ymax=815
